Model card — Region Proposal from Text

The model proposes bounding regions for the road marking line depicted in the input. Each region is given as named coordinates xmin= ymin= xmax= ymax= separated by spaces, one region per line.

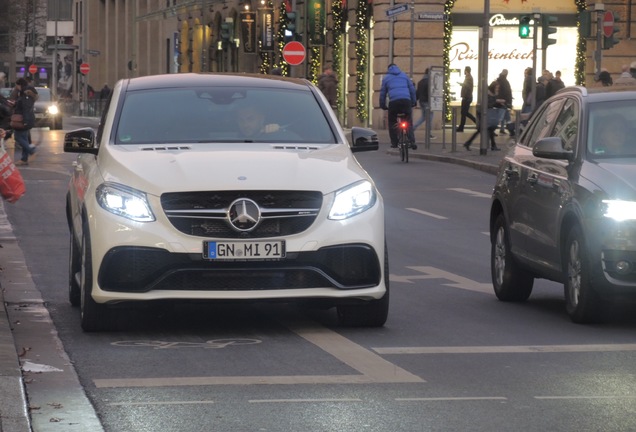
xmin=396 ymin=397 xmax=507 ymax=401
xmin=390 ymin=266 xmax=492 ymax=294
xmin=406 ymin=208 xmax=447 ymax=220
xmin=108 ymin=400 xmax=216 ymax=406
xmin=447 ymin=188 xmax=491 ymax=198
xmin=93 ymin=317 xmax=424 ymax=388
xmin=373 ymin=344 xmax=636 ymax=355
xmin=535 ymin=396 xmax=636 ymax=400
xmin=249 ymin=398 xmax=362 ymax=403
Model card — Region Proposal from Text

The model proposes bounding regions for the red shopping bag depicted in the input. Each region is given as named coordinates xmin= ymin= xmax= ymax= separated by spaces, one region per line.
xmin=0 ymin=139 xmax=26 ymax=203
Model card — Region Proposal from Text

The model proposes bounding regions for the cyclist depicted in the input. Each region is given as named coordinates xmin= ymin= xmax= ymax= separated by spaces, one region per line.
xmin=380 ymin=63 xmax=417 ymax=149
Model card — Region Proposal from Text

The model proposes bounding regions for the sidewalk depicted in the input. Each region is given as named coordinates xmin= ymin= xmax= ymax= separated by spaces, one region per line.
xmin=0 ymin=123 xmax=510 ymax=432
xmin=371 ymin=125 xmax=512 ymax=175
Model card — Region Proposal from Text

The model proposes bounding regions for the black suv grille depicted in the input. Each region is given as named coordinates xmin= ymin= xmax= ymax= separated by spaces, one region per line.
xmin=161 ymin=190 xmax=323 ymax=239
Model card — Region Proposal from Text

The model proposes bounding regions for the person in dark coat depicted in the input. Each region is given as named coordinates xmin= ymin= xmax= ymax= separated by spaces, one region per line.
xmin=11 ymin=78 xmax=38 ymax=165
xmin=317 ymin=67 xmax=338 ymax=110
xmin=457 ymin=66 xmax=476 ymax=132
xmin=413 ymin=68 xmax=435 ymax=139
xmin=100 ymin=84 xmax=111 ymax=100
xmin=545 ymin=70 xmax=565 ymax=98
xmin=496 ymin=69 xmax=512 ymax=134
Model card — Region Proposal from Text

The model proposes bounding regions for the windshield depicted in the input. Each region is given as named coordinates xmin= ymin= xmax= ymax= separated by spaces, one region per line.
xmin=115 ymin=86 xmax=337 ymax=145
xmin=588 ymin=100 xmax=636 ymax=158
xmin=36 ymin=88 xmax=51 ymax=101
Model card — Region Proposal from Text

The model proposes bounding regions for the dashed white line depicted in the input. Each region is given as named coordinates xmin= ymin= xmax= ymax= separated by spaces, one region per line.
xmin=373 ymin=344 xmax=636 ymax=355
xmin=249 ymin=398 xmax=362 ymax=403
xmin=447 ymin=188 xmax=491 ymax=198
xmin=406 ymin=208 xmax=447 ymax=219
xmin=396 ymin=397 xmax=507 ymax=402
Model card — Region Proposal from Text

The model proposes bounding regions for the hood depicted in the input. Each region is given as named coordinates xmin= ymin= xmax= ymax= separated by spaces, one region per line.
xmin=387 ymin=64 xmax=403 ymax=76
xmin=585 ymin=159 xmax=636 ymax=200
xmin=100 ymin=144 xmax=371 ymax=198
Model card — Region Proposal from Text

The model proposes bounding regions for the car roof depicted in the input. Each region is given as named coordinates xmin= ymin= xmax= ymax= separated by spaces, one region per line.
xmin=556 ymin=85 xmax=636 ymax=102
xmin=124 ymin=73 xmax=313 ymax=92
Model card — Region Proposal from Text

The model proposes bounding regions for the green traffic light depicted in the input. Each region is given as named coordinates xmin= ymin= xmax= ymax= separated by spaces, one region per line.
xmin=519 ymin=15 xmax=531 ymax=39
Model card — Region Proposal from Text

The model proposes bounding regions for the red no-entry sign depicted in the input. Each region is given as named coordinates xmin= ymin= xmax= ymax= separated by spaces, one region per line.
xmin=603 ymin=11 xmax=615 ymax=38
xmin=80 ymin=63 xmax=90 ymax=75
xmin=282 ymin=41 xmax=306 ymax=66
xmin=28 ymin=64 xmax=37 ymax=75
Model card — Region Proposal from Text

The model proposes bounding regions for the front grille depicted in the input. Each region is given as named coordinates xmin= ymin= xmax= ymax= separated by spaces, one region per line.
xmin=161 ymin=190 xmax=323 ymax=238
xmin=98 ymin=244 xmax=381 ymax=293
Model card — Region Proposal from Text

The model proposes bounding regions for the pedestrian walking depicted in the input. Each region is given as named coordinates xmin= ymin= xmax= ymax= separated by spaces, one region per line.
xmin=100 ymin=83 xmax=111 ymax=100
xmin=317 ymin=66 xmax=338 ymax=115
xmin=545 ymin=70 xmax=565 ymax=98
xmin=456 ymin=66 xmax=476 ymax=132
xmin=463 ymin=81 xmax=504 ymax=152
xmin=413 ymin=68 xmax=435 ymax=139
xmin=11 ymin=78 xmax=38 ymax=165
xmin=379 ymin=63 xmax=417 ymax=149
xmin=614 ymin=65 xmax=636 ymax=86
xmin=521 ymin=67 xmax=534 ymax=114
xmin=496 ymin=69 xmax=512 ymax=134
xmin=535 ymin=76 xmax=547 ymax=111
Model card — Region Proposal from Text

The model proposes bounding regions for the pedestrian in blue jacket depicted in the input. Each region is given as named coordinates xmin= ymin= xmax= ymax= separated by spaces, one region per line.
xmin=380 ymin=63 xmax=417 ymax=148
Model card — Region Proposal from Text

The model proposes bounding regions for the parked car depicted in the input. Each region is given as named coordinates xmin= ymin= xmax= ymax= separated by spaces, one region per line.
xmin=33 ymin=87 xmax=62 ymax=130
xmin=490 ymin=85 xmax=636 ymax=323
xmin=64 ymin=73 xmax=387 ymax=331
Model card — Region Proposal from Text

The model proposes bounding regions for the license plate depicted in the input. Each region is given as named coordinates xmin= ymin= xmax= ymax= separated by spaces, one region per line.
xmin=203 ymin=240 xmax=285 ymax=260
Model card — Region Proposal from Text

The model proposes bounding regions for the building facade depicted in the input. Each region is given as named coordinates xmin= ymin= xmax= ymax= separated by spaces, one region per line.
xmin=8 ymin=0 xmax=636 ymax=129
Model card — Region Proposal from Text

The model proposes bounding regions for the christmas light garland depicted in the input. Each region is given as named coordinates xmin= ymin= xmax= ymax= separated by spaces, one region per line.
xmin=332 ymin=0 xmax=345 ymax=113
xmin=443 ymin=0 xmax=456 ymax=122
xmin=355 ymin=0 xmax=368 ymax=121
xmin=575 ymin=0 xmax=586 ymax=86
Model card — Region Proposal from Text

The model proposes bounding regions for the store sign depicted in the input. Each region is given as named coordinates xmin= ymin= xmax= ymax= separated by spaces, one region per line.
xmin=261 ymin=8 xmax=275 ymax=51
xmin=489 ymin=14 xmax=521 ymax=27
xmin=449 ymin=42 xmax=534 ymax=62
xmin=241 ymin=11 xmax=256 ymax=53
xmin=309 ymin=0 xmax=325 ymax=46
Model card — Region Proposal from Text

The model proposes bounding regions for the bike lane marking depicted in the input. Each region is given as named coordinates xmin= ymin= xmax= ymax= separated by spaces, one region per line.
xmin=406 ymin=208 xmax=447 ymax=220
xmin=94 ymin=317 xmax=423 ymax=388
xmin=390 ymin=266 xmax=492 ymax=294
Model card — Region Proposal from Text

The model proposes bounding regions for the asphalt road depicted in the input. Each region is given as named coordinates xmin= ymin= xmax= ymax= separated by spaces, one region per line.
xmin=3 ymin=122 xmax=636 ymax=432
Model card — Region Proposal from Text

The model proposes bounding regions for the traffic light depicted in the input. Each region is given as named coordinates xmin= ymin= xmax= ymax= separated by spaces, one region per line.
xmin=542 ymin=14 xmax=558 ymax=49
xmin=518 ymin=15 xmax=531 ymax=39
xmin=579 ymin=10 xmax=592 ymax=38
xmin=603 ymin=12 xmax=620 ymax=50
xmin=286 ymin=11 xmax=297 ymax=33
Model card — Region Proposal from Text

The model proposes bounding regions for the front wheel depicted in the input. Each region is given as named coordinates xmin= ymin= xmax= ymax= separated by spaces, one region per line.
xmin=564 ymin=225 xmax=604 ymax=323
xmin=491 ymin=212 xmax=534 ymax=301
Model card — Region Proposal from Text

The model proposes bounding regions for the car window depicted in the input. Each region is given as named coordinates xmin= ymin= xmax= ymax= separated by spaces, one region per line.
xmin=588 ymin=100 xmax=636 ymax=158
xmin=114 ymin=86 xmax=337 ymax=145
xmin=35 ymin=88 xmax=51 ymax=102
xmin=521 ymin=98 xmax=564 ymax=149
xmin=551 ymin=98 xmax=579 ymax=151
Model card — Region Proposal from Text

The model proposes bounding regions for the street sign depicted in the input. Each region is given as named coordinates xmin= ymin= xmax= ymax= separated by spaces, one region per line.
xmin=282 ymin=41 xmax=306 ymax=66
xmin=79 ymin=63 xmax=90 ymax=74
xmin=385 ymin=4 xmax=409 ymax=18
xmin=417 ymin=12 xmax=448 ymax=21
xmin=28 ymin=64 xmax=37 ymax=74
xmin=603 ymin=11 xmax=615 ymax=38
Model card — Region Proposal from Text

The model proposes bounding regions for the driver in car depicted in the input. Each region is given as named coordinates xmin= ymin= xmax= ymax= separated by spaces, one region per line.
xmin=236 ymin=105 xmax=282 ymax=140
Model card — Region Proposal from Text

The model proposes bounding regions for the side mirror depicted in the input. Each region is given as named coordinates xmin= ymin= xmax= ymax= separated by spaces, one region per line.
xmin=350 ymin=127 xmax=379 ymax=153
xmin=64 ymin=128 xmax=98 ymax=154
xmin=532 ymin=137 xmax=573 ymax=161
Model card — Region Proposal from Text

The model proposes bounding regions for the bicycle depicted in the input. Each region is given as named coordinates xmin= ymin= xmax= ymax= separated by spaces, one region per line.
xmin=396 ymin=113 xmax=416 ymax=163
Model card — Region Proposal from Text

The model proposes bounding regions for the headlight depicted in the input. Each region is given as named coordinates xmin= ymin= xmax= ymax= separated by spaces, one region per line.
xmin=602 ymin=200 xmax=636 ymax=222
xmin=96 ymin=183 xmax=155 ymax=222
xmin=47 ymin=105 xmax=59 ymax=115
xmin=328 ymin=180 xmax=376 ymax=220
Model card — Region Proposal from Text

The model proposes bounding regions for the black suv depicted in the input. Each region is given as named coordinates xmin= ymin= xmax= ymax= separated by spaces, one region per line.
xmin=490 ymin=86 xmax=636 ymax=323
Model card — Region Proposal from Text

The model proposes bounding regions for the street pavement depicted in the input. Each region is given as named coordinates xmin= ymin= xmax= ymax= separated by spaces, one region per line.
xmin=0 ymin=124 xmax=511 ymax=432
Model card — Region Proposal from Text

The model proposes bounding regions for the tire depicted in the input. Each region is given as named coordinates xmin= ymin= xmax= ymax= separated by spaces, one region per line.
xmin=80 ymin=221 xmax=109 ymax=332
xmin=491 ymin=212 xmax=534 ymax=301
xmin=337 ymin=244 xmax=389 ymax=327
xmin=563 ymin=225 xmax=603 ymax=323
xmin=68 ymin=230 xmax=81 ymax=307
xmin=400 ymin=141 xmax=406 ymax=162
